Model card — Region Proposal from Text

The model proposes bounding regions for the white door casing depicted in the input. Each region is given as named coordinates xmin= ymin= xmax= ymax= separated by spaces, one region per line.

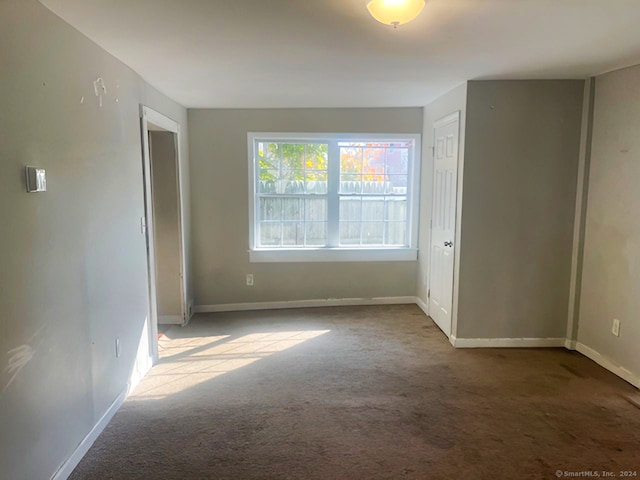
xmin=140 ymin=106 xmax=188 ymax=362
xmin=428 ymin=112 xmax=460 ymax=337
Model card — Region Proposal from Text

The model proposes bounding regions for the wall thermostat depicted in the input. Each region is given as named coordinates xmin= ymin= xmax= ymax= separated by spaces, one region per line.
xmin=25 ymin=166 xmax=46 ymax=192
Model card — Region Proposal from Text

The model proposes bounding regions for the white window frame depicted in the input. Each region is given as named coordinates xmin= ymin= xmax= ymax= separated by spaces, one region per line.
xmin=248 ymin=132 xmax=421 ymax=263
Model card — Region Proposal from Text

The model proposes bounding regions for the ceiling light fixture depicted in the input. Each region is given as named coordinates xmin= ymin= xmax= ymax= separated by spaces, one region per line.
xmin=367 ymin=0 xmax=426 ymax=28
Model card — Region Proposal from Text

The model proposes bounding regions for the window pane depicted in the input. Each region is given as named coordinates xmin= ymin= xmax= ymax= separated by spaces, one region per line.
xmin=260 ymin=222 xmax=281 ymax=246
xmin=282 ymin=198 xmax=304 ymax=221
xmin=361 ymin=179 xmax=387 ymax=194
xmin=306 ymin=198 xmax=327 ymax=221
xmin=305 ymin=171 xmax=327 ymax=194
xmin=258 ymin=143 xmax=279 ymax=170
xmin=339 ymin=198 xmax=361 ymax=221
xmin=260 ymin=198 xmax=282 ymax=221
xmin=362 ymin=148 xmax=385 ymax=180
xmin=386 ymin=175 xmax=408 ymax=194
xmin=306 ymin=144 xmax=328 ymax=170
xmin=339 ymin=177 xmax=362 ymax=194
xmin=364 ymin=146 xmax=385 ymax=169
xmin=385 ymin=198 xmax=407 ymax=221
xmin=283 ymin=178 xmax=305 ymax=194
xmin=259 ymin=168 xmax=279 ymax=182
xmin=282 ymin=222 xmax=304 ymax=246
xmin=362 ymin=197 xmax=385 ymax=221
xmin=385 ymin=148 xmax=409 ymax=175
xmin=385 ymin=222 xmax=406 ymax=246
xmin=361 ymin=222 xmax=384 ymax=245
xmin=340 ymin=147 xmax=362 ymax=174
xmin=305 ymin=222 xmax=327 ymax=246
xmin=339 ymin=222 xmax=361 ymax=245
xmin=258 ymin=171 xmax=278 ymax=193
xmin=282 ymin=144 xmax=305 ymax=171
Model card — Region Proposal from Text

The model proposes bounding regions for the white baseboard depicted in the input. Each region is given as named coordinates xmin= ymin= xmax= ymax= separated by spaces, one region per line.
xmin=576 ymin=342 xmax=640 ymax=389
xmin=158 ymin=315 xmax=183 ymax=325
xmin=195 ymin=296 xmax=417 ymax=313
xmin=194 ymin=298 xmax=637 ymax=389
xmin=51 ymin=387 xmax=128 ymax=480
xmin=452 ymin=337 xmax=567 ymax=348
xmin=415 ymin=297 xmax=429 ymax=316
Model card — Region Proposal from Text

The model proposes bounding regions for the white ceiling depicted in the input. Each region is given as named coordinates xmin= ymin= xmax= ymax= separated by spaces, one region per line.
xmin=41 ymin=0 xmax=640 ymax=108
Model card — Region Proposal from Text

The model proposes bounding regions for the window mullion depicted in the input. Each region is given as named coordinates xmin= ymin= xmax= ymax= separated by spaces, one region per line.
xmin=327 ymin=140 xmax=340 ymax=247
xmin=253 ymin=140 xmax=259 ymax=250
xmin=279 ymin=145 xmax=284 ymax=246
xmin=383 ymin=146 xmax=389 ymax=245
xmin=302 ymin=145 xmax=306 ymax=247
xmin=405 ymin=144 xmax=413 ymax=247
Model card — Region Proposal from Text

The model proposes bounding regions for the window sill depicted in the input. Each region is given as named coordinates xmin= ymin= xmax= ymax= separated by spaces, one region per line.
xmin=249 ymin=248 xmax=418 ymax=263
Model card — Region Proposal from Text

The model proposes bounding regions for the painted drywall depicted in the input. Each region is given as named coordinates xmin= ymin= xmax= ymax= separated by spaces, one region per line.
xmin=456 ymin=80 xmax=584 ymax=339
xmin=150 ymin=132 xmax=182 ymax=319
xmin=188 ymin=108 xmax=422 ymax=306
xmin=0 ymin=1 xmax=190 ymax=479
xmin=566 ymin=79 xmax=596 ymax=344
xmin=577 ymin=65 xmax=640 ymax=381
xmin=40 ymin=0 xmax=640 ymax=108
xmin=417 ymin=83 xmax=468 ymax=337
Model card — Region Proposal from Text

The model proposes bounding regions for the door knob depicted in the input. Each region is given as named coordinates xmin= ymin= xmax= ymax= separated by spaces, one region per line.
xmin=444 ymin=241 xmax=453 ymax=247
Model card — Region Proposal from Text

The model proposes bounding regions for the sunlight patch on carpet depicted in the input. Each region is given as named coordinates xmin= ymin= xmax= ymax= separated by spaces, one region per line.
xmin=130 ymin=330 xmax=330 ymax=400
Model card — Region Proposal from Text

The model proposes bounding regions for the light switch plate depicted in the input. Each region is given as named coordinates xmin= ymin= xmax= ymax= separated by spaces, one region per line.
xmin=25 ymin=166 xmax=46 ymax=192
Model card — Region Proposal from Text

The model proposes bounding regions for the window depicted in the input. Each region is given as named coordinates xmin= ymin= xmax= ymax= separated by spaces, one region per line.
xmin=248 ymin=133 xmax=421 ymax=262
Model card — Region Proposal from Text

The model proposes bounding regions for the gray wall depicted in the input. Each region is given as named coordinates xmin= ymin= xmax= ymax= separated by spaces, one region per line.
xmin=0 ymin=1 xmax=190 ymax=479
xmin=188 ymin=108 xmax=422 ymax=306
xmin=418 ymin=83 xmax=467 ymax=336
xmin=577 ymin=65 xmax=640 ymax=380
xmin=456 ymin=80 xmax=584 ymax=339
xmin=150 ymin=132 xmax=183 ymax=318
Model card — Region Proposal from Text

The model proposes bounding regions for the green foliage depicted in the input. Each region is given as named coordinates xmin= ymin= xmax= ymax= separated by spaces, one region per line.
xmin=258 ymin=142 xmax=328 ymax=182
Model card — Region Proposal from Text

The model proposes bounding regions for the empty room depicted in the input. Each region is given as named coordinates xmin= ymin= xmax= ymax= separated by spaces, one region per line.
xmin=1 ymin=0 xmax=639 ymax=479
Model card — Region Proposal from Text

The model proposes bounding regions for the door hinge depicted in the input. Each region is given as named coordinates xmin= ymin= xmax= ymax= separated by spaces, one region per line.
xmin=427 ymin=289 xmax=430 ymax=299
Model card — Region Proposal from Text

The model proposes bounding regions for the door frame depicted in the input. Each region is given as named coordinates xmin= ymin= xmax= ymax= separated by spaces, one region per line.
xmin=140 ymin=105 xmax=188 ymax=361
xmin=426 ymin=111 xmax=461 ymax=341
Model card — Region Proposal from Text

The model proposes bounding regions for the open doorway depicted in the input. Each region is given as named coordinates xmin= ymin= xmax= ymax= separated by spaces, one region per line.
xmin=140 ymin=106 xmax=188 ymax=361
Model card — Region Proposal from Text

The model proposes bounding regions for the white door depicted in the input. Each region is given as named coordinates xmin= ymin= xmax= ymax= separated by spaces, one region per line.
xmin=428 ymin=112 xmax=460 ymax=337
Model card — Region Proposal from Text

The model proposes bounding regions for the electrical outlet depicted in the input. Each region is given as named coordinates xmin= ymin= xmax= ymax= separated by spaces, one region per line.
xmin=246 ymin=274 xmax=254 ymax=286
xmin=115 ymin=338 xmax=121 ymax=358
xmin=611 ymin=319 xmax=621 ymax=337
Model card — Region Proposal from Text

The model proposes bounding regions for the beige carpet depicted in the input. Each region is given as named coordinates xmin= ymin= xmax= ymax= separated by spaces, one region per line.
xmin=70 ymin=305 xmax=640 ymax=479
